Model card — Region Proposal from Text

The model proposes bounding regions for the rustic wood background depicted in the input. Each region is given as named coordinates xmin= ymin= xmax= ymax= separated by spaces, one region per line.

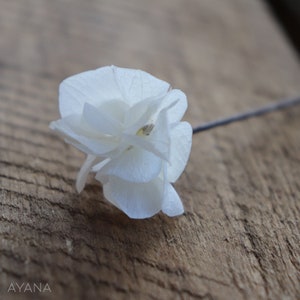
xmin=0 ymin=0 xmax=299 ymax=299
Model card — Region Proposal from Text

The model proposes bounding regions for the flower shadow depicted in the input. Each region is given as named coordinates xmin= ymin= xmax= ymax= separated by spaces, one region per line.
xmin=64 ymin=182 xmax=181 ymax=279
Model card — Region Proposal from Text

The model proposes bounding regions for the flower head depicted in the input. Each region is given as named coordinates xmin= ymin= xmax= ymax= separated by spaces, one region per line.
xmin=50 ymin=66 xmax=192 ymax=219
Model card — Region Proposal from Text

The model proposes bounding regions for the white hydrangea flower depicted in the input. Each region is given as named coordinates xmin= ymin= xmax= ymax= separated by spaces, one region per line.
xmin=50 ymin=66 xmax=192 ymax=219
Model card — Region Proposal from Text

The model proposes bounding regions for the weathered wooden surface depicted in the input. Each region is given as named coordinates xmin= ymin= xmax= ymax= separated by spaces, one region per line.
xmin=0 ymin=0 xmax=299 ymax=299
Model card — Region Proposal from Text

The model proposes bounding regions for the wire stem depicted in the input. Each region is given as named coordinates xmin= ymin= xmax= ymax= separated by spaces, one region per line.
xmin=192 ymin=96 xmax=300 ymax=134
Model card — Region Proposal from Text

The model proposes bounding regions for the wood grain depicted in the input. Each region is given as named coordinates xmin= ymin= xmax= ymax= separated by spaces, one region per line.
xmin=0 ymin=0 xmax=299 ymax=299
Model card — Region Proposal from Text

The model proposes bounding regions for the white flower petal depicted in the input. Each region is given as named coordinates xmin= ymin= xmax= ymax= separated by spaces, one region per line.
xmin=122 ymin=134 xmax=167 ymax=161
xmin=123 ymin=106 xmax=171 ymax=161
xmin=50 ymin=116 xmax=118 ymax=155
xmin=102 ymin=176 xmax=164 ymax=219
xmin=124 ymin=97 xmax=161 ymax=132
xmin=162 ymin=182 xmax=184 ymax=216
xmin=92 ymin=158 xmax=111 ymax=172
xmin=59 ymin=66 xmax=123 ymax=117
xmin=76 ymin=154 xmax=99 ymax=193
xmin=145 ymin=106 xmax=170 ymax=158
xmin=98 ymin=100 xmax=129 ymax=124
xmin=82 ymin=103 xmax=121 ymax=136
xmin=167 ymin=122 xmax=192 ymax=182
xmin=97 ymin=147 xmax=162 ymax=182
xmin=160 ymin=89 xmax=187 ymax=123
xmin=112 ymin=66 xmax=170 ymax=106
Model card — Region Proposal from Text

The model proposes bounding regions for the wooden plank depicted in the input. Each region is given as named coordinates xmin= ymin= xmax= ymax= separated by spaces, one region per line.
xmin=0 ymin=0 xmax=299 ymax=299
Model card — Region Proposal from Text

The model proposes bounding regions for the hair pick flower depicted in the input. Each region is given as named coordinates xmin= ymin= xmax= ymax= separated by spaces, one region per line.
xmin=50 ymin=66 xmax=300 ymax=219
xmin=50 ymin=66 xmax=192 ymax=219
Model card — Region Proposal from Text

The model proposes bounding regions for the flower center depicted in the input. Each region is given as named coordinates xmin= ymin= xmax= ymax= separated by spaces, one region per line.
xmin=136 ymin=124 xmax=155 ymax=136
